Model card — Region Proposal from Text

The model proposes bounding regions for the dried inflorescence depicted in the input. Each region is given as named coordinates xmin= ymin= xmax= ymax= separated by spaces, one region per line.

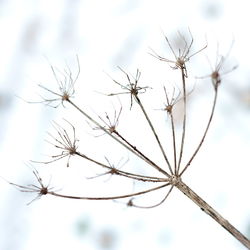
xmin=13 ymin=30 xmax=239 ymax=208
xmin=94 ymin=106 xmax=123 ymax=135
xmin=162 ymin=86 xmax=181 ymax=114
xmin=6 ymin=168 xmax=54 ymax=205
xmin=33 ymin=120 xmax=79 ymax=168
xmin=150 ymin=29 xmax=207 ymax=77
xmin=107 ymin=67 xmax=151 ymax=109
xmin=36 ymin=56 xmax=80 ymax=107
xmin=8 ymin=30 xmax=249 ymax=250
xmin=14 ymin=30 xmax=237 ymax=206
xmin=197 ymin=41 xmax=237 ymax=90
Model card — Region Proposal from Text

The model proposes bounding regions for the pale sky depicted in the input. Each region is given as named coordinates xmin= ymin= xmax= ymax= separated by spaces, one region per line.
xmin=0 ymin=1 xmax=250 ymax=250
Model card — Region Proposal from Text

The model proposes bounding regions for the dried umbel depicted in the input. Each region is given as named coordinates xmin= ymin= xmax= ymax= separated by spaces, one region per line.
xmin=34 ymin=56 xmax=80 ymax=107
xmin=9 ymin=31 xmax=250 ymax=249
xmin=150 ymin=29 xmax=207 ymax=77
xmin=107 ymin=67 xmax=151 ymax=109
xmin=5 ymin=168 xmax=53 ymax=205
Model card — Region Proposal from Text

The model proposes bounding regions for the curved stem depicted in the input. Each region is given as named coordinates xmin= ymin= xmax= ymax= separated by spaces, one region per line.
xmin=131 ymin=185 xmax=173 ymax=209
xmin=48 ymin=183 xmax=170 ymax=200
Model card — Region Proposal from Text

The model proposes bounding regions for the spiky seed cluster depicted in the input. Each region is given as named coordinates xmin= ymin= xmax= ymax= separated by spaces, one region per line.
xmin=37 ymin=56 xmax=80 ymax=107
xmin=43 ymin=120 xmax=78 ymax=168
xmin=108 ymin=67 xmax=151 ymax=109
xmin=150 ymin=29 xmax=207 ymax=77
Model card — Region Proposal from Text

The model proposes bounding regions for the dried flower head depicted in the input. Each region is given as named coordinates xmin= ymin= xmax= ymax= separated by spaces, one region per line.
xmin=86 ymin=156 xmax=127 ymax=181
xmin=197 ymin=42 xmax=237 ymax=90
xmin=40 ymin=120 xmax=78 ymax=167
xmin=6 ymin=168 xmax=54 ymax=205
xmin=91 ymin=106 xmax=122 ymax=136
xmin=163 ymin=86 xmax=181 ymax=114
xmin=108 ymin=67 xmax=151 ymax=109
xmin=150 ymin=29 xmax=207 ymax=77
xmin=37 ymin=56 xmax=80 ymax=107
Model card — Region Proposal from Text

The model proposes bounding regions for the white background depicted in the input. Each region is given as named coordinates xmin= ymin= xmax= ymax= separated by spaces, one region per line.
xmin=0 ymin=0 xmax=250 ymax=250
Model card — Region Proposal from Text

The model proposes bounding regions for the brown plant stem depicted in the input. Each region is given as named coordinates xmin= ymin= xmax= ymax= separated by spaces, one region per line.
xmin=177 ymin=67 xmax=187 ymax=174
xmin=67 ymin=99 xmax=170 ymax=177
xmin=75 ymin=151 xmax=168 ymax=182
xmin=134 ymin=95 xmax=173 ymax=175
xmin=175 ymin=179 xmax=250 ymax=249
xmin=48 ymin=183 xmax=170 ymax=200
xmin=113 ymin=130 xmax=169 ymax=176
xmin=169 ymin=111 xmax=178 ymax=175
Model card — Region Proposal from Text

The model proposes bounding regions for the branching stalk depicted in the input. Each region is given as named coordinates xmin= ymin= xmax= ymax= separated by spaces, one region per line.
xmin=113 ymin=130 xmax=168 ymax=176
xmin=67 ymin=99 xmax=170 ymax=177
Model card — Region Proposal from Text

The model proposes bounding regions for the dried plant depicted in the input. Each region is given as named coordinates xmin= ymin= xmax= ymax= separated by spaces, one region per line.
xmin=4 ymin=168 xmax=54 ymax=205
xmin=10 ymin=31 xmax=250 ymax=249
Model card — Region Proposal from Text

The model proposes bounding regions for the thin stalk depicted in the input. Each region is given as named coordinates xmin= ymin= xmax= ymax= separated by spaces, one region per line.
xmin=48 ymin=183 xmax=170 ymax=200
xmin=177 ymin=68 xmax=187 ymax=174
xmin=176 ymin=180 xmax=250 ymax=249
xmin=75 ymin=151 xmax=169 ymax=183
xmin=169 ymin=112 xmax=177 ymax=175
xmin=67 ymin=99 xmax=170 ymax=177
xmin=134 ymin=95 xmax=173 ymax=175
xmin=132 ymin=185 xmax=174 ymax=209
xmin=113 ymin=130 xmax=169 ymax=176
xmin=180 ymin=89 xmax=218 ymax=176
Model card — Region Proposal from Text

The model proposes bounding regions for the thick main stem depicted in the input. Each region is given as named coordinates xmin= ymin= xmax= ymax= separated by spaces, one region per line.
xmin=176 ymin=180 xmax=250 ymax=249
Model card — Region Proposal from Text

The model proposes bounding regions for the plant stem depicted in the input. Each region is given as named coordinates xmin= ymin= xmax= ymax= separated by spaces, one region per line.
xmin=114 ymin=131 xmax=169 ymax=176
xmin=180 ymin=88 xmax=218 ymax=176
xmin=135 ymin=96 xmax=173 ymax=175
xmin=75 ymin=151 xmax=168 ymax=182
xmin=67 ymin=99 xmax=170 ymax=177
xmin=169 ymin=111 xmax=177 ymax=174
xmin=177 ymin=68 xmax=187 ymax=174
xmin=176 ymin=180 xmax=250 ymax=249
xmin=49 ymin=183 xmax=170 ymax=200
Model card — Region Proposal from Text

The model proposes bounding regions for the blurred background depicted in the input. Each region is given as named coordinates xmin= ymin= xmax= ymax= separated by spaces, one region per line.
xmin=0 ymin=0 xmax=250 ymax=249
